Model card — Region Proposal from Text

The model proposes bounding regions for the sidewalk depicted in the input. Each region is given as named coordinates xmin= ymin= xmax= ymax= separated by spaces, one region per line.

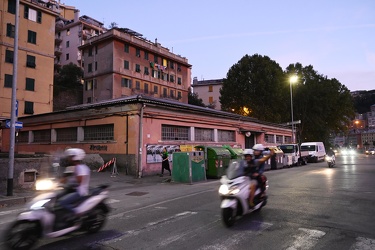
xmin=0 ymin=171 xmax=173 ymax=209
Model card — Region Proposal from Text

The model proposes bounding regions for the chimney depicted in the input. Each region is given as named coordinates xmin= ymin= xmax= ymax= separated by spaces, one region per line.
xmin=74 ymin=9 xmax=80 ymax=22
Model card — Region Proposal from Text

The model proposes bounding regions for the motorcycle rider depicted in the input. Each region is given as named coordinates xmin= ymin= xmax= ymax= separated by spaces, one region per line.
xmin=59 ymin=148 xmax=91 ymax=222
xmin=326 ymin=148 xmax=336 ymax=164
xmin=245 ymin=144 xmax=274 ymax=208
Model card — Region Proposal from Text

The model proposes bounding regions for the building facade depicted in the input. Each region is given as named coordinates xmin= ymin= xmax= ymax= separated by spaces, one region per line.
xmin=1 ymin=95 xmax=292 ymax=177
xmin=0 ymin=0 xmax=60 ymax=119
xmin=191 ymin=77 xmax=223 ymax=110
xmin=79 ymin=28 xmax=191 ymax=104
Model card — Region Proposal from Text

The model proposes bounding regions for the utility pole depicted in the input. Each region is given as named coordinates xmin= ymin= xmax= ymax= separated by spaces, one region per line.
xmin=7 ymin=0 xmax=20 ymax=196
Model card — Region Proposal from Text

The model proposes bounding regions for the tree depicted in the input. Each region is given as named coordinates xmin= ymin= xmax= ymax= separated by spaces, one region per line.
xmin=285 ymin=63 xmax=355 ymax=145
xmin=53 ymin=63 xmax=84 ymax=111
xmin=108 ymin=22 xmax=118 ymax=29
xmin=220 ymin=54 xmax=288 ymax=122
xmin=188 ymin=87 xmax=205 ymax=107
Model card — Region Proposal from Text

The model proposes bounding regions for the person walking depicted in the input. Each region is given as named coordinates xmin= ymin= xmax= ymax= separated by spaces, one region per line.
xmin=160 ymin=147 xmax=171 ymax=177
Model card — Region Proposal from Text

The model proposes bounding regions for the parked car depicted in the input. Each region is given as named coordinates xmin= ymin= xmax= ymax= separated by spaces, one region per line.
xmin=365 ymin=148 xmax=375 ymax=155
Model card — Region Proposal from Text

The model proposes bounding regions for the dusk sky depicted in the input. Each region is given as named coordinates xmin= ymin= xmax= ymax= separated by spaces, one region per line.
xmin=63 ymin=0 xmax=375 ymax=92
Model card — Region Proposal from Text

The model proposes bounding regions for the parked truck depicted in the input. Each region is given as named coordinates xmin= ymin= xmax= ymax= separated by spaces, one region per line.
xmin=278 ymin=144 xmax=309 ymax=167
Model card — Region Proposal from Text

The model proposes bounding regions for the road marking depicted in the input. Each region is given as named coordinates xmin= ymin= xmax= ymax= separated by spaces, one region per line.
xmin=108 ymin=189 xmax=214 ymax=220
xmin=350 ymin=237 xmax=375 ymax=250
xmin=106 ymin=199 xmax=120 ymax=204
xmin=286 ymin=228 xmax=326 ymax=250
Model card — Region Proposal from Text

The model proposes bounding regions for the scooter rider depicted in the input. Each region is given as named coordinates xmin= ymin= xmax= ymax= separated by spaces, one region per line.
xmin=246 ymin=144 xmax=274 ymax=208
xmin=59 ymin=148 xmax=91 ymax=222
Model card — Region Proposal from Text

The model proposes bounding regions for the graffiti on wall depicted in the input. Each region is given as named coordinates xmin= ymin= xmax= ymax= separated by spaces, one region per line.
xmin=146 ymin=144 xmax=181 ymax=163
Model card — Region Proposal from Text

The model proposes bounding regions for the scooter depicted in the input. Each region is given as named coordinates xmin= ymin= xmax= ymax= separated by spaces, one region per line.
xmin=4 ymin=180 xmax=111 ymax=250
xmin=325 ymin=154 xmax=335 ymax=168
xmin=218 ymin=160 xmax=268 ymax=227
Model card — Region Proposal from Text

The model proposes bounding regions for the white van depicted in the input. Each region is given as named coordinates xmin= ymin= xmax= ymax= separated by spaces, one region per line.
xmin=300 ymin=142 xmax=326 ymax=163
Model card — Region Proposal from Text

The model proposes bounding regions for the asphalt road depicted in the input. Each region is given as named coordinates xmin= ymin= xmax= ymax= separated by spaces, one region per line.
xmin=1 ymin=154 xmax=374 ymax=250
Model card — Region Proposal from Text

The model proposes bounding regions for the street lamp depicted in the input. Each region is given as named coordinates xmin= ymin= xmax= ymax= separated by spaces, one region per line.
xmin=289 ymin=75 xmax=298 ymax=143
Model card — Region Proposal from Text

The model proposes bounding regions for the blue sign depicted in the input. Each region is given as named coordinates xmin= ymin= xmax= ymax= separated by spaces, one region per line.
xmin=5 ymin=120 xmax=23 ymax=129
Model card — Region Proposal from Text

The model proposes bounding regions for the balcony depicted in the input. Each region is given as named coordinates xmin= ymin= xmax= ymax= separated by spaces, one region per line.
xmin=55 ymin=35 xmax=62 ymax=45
xmin=54 ymin=46 xmax=62 ymax=56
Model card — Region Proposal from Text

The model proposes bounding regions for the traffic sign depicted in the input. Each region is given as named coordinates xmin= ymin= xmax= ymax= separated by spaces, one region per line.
xmin=5 ymin=120 xmax=23 ymax=129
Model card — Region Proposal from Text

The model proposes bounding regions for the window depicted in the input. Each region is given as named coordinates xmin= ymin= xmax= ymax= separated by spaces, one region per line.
xmin=66 ymin=41 xmax=70 ymax=48
xmin=33 ymin=129 xmax=50 ymax=143
xmin=135 ymin=81 xmax=140 ymax=90
xmin=95 ymin=61 xmax=98 ymax=71
xmin=218 ymin=130 xmax=235 ymax=142
xmin=4 ymin=74 xmax=13 ymax=88
xmin=178 ymin=77 xmax=182 ymax=85
xmin=87 ymin=97 xmax=92 ymax=103
xmin=170 ymin=90 xmax=174 ymax=98
xmin=177 ymin=91 xmax=182 ymax=99
xmin=88 ymin=63 xmax=92 ymax=73
xmin=170 ymin=75 xmax=175 ymax=83
xmin=152 ymin=69 xmax=159 ymax=78
xmin=5 ymin=50 xmax=14 ymax=63
xmin=84 ymin=124 xmax=114 ymax=141
xmin=88 ymin=47 xmax=93 ymax=56
xmin=95 ymin=46 xmax=98 ymax=54
xmin=169 ymin=61 xmax=174 ymax=69
xmin=136 ymin=48 xmax=141 ymax=57
xmin=66 ymin=53 xmax=69 ymax=60
xmin=56 ymin=127 xmax=77 ymax=142
xmin=27 ymin=30 xmax=37 ymax=44
xmin=6 ymin=23 xmax=15 ymax=38
xmin=162 ymin=73 xmax=168 ymax=81
xmin=195 ymin=128 xmax=214 ymax=141
xmin=154 ymin=55 xmax=158 ymax=63
xmin=26 ymin=78 xmax=35 ymax=91
xmin=177 ymin=65 xmax=181 ymax=71
xmin=124 ymin=60 xmax=129 ymax=69
xmin=154 ymin=86 xmax=158 ymax=94
xmin=284 ymin=136 xmax=292 ymax=143
xmin=144 ymin=51 xmax=149 ymax=60
xmin=124 ymin=44 xmax=129 ymax=53
xmin=163 ymin=88 xmax=167 ymax=97
xmin=135 ymin=64 xmax=141 ymax=72
xmin=162 ymin=58 xmax=168 ymax=67
xmin=24 ymin=6 xmax=41 ymax=23
xmin=66 ymin=28 xmax=70 ymax=35
xmin=8 ymin=0 xmax=16 ymax=14
xmin=276 ymin=135 xmax=283 ymax=144
xmin=24 ymin=101 xmax=34 ymax=114
xmin=144 ymin=83 xmax=149 ymax=94
xmin=144 ymin=67 xmax=149 ymax=75
xmin=209 ymin=96 xmax=213 ymax=103
xmin=17 ymin=131 xmax=29 ymax=143
xmin=121 ymin=78 xmax=132 ymax=88
xmin=208 ymin=85 xmax=213 ymax=92
xmin=161 ymin=125 xmax=190 ymax=141
xmin=26 ymin=55 xmax=36 ymax=68
xmin=265 ymin=134 xmax=274 ymax=143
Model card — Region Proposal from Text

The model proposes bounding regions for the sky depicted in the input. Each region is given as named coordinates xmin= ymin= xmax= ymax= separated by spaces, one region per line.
xmin=62 ymin=0 xmax=375 ymax=92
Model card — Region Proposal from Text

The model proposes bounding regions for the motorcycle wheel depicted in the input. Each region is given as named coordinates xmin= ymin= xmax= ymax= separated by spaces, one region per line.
xmin=222 ymin=207 xmax=235 ymax=227
xmin=84 ymin=206 xmax=107 ymax=234
xmin=5 ymin=220 xmax=40 ymax=250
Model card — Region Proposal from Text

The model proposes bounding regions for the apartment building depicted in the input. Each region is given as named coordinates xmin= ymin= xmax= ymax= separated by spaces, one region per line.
xmin=79 ymin=28 xmax=191 ymax=104
xmin=191 ymin=77 xmax=224 ymax=110
xmin=0 ymin=0 xmax=60 ymax=119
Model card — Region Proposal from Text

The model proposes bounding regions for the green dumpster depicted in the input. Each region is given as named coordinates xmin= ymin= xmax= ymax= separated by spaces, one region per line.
xmin=195 ymin=146 xmax=232 ymax=179
xmin=172 ymin=151 xmax=206 ymax=183
xmin=223 ymin=145 xmax=244 ymax=159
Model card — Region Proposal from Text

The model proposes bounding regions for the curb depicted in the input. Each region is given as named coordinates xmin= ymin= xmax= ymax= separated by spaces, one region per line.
xmin=0 ymin=195 xmax=34 ymax=209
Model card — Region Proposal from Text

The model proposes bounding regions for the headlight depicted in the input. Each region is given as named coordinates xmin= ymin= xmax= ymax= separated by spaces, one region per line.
xmin=219 ymin=185 xmax=240 ymax=195
xmin=35 ymin=179 xmax=56 ymax=191
xmin=325 ymin=156 xmax=332 ymax=161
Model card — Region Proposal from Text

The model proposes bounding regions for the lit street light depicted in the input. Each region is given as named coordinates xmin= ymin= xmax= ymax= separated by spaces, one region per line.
xmin=289 ymin=75 xmax=298 ymax=143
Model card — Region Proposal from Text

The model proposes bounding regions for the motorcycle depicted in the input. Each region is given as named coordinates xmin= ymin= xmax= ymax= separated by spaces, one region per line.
xmin=325 ymin=154 xmax=335 ymax=168
xmin=218 ymin=159 xmax=268 ymax=227
xmin=4 ymin=179 xmax=110 ymax=250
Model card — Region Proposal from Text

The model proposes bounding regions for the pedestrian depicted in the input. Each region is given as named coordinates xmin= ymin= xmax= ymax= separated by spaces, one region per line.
xmin=160 ymin=147 xmax=171 ymax=177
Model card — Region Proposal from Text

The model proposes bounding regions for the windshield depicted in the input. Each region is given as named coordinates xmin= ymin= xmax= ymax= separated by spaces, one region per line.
xmin=225 ymin=160 xmax=245 ymax=180
xmin=279 ymin=145 xmax=295 ymax=153
xmin=301 ymin=145 xmax=316 ymax=151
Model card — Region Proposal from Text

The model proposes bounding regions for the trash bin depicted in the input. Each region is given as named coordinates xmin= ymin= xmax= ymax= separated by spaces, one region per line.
xmin=265 ymin=146 xmax=284 ymax=170
xmin=195 ymin=146 xmax=231 ymax=178
xmin=172 ymin=151 xmax=206 ymax=183
xmin=223 ymin=145 xmax=244 ymax=160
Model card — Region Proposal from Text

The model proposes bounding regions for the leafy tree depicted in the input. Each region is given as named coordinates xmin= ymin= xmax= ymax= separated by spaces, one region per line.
xmin=53 ymin=63 xmax=84 ymax=111
xmin=285 ymin=63 xmax=355 ymax=145
xmin=188 ymin=87 xmax=205 ymax=107
xmin=353 ymin=90 xmax=375 ymax=113
xmin=220 ymin=54 xmax=288 ymax=122
xmin=108 ymin=22 xmax=118 ymax=29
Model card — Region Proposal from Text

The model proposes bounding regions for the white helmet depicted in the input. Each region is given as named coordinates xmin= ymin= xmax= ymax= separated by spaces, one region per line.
xmin=243 ymin=149 xmax=254 ymax=156
xmin=252 ymin=144 xmax=265 ymax=151
xmin=65 ymin=148 xmax=86 ymax=161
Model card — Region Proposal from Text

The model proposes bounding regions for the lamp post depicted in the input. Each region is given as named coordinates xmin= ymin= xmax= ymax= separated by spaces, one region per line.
xmin=289 ymin=75 xmax=298 ymax=143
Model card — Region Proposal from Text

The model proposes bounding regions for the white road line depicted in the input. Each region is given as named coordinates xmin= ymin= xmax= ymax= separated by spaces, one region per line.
xmin=106 ymin=199 xmax=120 ymax=204
xmin=350 ymin=237 xmax=375 ymax=250
xmin=108 ymin=188 xmax=215 ymax=220
xmin=286 ymin=228 xmax=326 ymax=250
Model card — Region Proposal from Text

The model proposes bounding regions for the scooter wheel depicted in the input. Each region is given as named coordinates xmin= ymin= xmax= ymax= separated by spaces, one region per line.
xmin=5 ymin=220 xmax=41 ymax=250
xmin=84 ymin=206 xmax=107 ymax=234
xmin=222 ymin=208 xmax=235 ymax=227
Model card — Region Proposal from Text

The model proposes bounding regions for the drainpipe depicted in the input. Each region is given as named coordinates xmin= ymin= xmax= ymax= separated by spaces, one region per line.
xmin=137 ymin=103 xmax=145 ymax=178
